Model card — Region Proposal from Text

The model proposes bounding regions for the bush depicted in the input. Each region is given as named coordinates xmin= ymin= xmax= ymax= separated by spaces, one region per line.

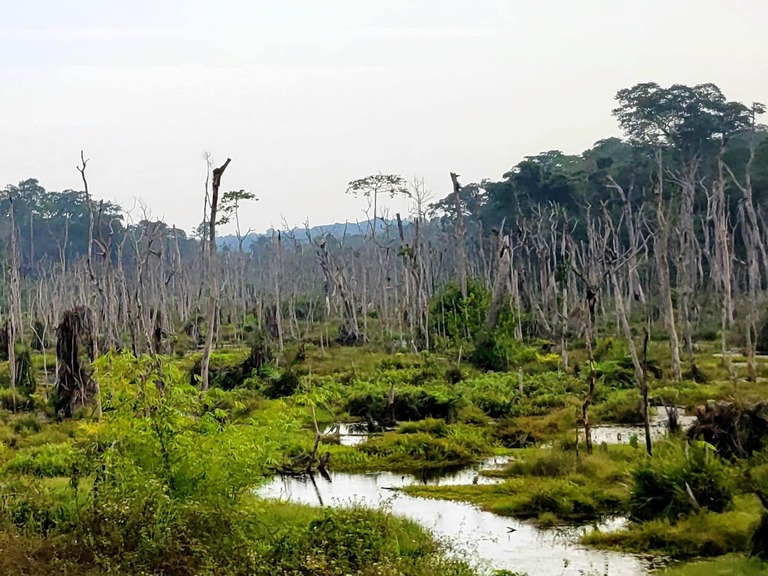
xmin=303 ymin=507 xmax=393 ymax=572
xmin=629 ymin=441 xmax=734 ymax=522
xmin=470 ymin=330 xmax=537 ymax=372
xmin=0 ymin=389 xmax=34 ymax=411
xmin=261 ymin=367 xmax=303 ymax=399
xmin=397 ymin=418 xmax=450 ymax=437
xmin=12 ymin=416 xmax=42 ymax=434
xmin=345 ymin=384 xmax=460 ymax=423
xmin=361 ymin=432 xmax=474 ymax=467
xmin=429 ymin=280 xmax=489 ymax=344
xmin=3 ymin=444 xmax=79 ymax=478
xmin=445 ymin=366 xmax=464 ymax=384
xmin=594 ymin=388 xmax=644 ymax=424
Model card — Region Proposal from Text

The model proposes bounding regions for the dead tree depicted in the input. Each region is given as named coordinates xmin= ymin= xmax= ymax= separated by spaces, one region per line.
xmin=670 ymin=159 xmax=705 ymax=380
xmin=652 ymin=159 xmax=682 ymax=381
xmin=487 ymin=224 xmax=512 ymax=332
xmin=201 ymin=158 xmax=231 ymax=392
xmin=449 ymin=172 xmax=469 ymax=299
xmin=316 ymin=238 xmax=362 ymax=345
xmin=77 ymin=152 xmax=104 ymax=357
xmin=55 ymin=306 xmax=97 ymax=418
xmin=571 ymin=205 xmax=625 ymax=455
xmin=5 ymin=189 xmax=23 ymax=410
xmin=603 ymin=204 xmax=653 ymax=455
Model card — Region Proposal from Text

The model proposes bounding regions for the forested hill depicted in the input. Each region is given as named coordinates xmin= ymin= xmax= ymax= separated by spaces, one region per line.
xmin=2 ymin=81 xmax=768 ymax=278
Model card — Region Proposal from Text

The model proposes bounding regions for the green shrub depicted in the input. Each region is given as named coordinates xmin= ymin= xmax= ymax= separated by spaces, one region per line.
xmin=303 ymin=507 xmax=393 ymax=572
xmin=494 ymin=417 xmax=536 ymax=448
xmin=429 ymin=280 xmax=489 ymax=344
xmin=470 ymin=330 xmax=537 ymax=372
xmin=346 ymin=384 xmax=460 ymax=423
xmin=398 ymin=418 xmax=450 ymax=437
xmin=262 ymin=367 xmax=303 ymax=399
xmin=629 ymin=441 xmax=734 ymax=522
xmin=3 ymin=443 xmax=79 ymax=478
xmin=12 ymin=416 xmax=42 ymax=434
xmin=594 ymin=388 xmax=644 ymax=424
xmin=0 ymin=389 xmax=34 ymax=411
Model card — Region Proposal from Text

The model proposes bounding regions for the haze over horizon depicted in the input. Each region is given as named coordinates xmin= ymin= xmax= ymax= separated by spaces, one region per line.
xmin=2 ymin=0 xmax=767 ymax=234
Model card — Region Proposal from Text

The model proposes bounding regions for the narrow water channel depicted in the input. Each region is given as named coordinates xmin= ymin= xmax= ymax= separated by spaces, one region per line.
xmin=259 ymin=459 xmax=661 ymax=576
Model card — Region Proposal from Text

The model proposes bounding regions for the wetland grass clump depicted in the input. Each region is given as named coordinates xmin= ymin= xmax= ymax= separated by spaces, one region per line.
xmin=628 ymin=441 xmax=734 ymax=522
xmin=583 ymin=497 xmax=758 ymax=559
xmin=405 ymin=446 xmax=632 ymax=523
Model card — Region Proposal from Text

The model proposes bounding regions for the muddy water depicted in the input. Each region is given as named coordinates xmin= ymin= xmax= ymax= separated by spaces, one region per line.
xmin=259 ymin=460 xmax=659 ymax=576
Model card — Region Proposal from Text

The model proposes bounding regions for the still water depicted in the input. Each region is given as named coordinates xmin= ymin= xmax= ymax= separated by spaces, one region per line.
xmin=259 ymin=459 xmax=661 ymax=576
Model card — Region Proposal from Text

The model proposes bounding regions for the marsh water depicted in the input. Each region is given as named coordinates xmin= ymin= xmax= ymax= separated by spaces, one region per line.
xmin=260 ymin=457 xmax=663 ymax=576
xmin=589 ymin=406 xmax=696 ymax=446
xmin=267 ymin=413 xmax=690 ymax=574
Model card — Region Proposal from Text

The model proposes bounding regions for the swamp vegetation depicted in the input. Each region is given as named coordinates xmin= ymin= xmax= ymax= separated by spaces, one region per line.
xmin=2 ymin=82 xmax=768 ymax=574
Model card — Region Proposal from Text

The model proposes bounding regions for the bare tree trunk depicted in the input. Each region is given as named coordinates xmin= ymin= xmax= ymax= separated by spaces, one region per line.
xmin=201 ymin=158 xmax=231 ymax=392
xmin=450 ymin=172 xmax=468 ymax=298
xmin=653 ymin=157 xmax=682 ymax=381
xmin=6 ymin=191 xmax=22 ymax=411
xmin=487 ymin=228 xmax=512 ymax=331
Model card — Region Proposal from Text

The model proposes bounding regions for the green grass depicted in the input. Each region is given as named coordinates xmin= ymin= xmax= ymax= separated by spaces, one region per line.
xmin=3 ymin=339 xmax=768 ymax=572
xmin=583 ymin=495 xmax=760 ymax=558
xmin=404 ymin=447 xmax=635 ymax=523
xmin=664 ymin=555 xmax=768 ymax=575
xmin=406 ymin=475 xmax=626 ymax=523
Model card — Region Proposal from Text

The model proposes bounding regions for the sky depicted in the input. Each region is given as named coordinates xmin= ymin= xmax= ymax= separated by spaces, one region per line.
xmin=1 ymin=0 xmax=767 ymax=234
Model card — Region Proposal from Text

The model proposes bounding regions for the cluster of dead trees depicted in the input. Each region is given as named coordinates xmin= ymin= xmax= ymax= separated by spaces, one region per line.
xmin=0 ymin=130 xmax=767 ymax=439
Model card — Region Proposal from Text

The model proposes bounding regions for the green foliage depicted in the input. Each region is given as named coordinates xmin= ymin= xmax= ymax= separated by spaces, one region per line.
xmin=261 ymin=367 xmax=304 ymax=399
xmin=360 ymin=430 xmax=478 ymax=469
xmin=593 ymin=388 xmax=644 ymax=424
xmin=14 ymin=349 xmax=36 ymax=395
xmin=0 ymin=389 xmax=34 ymax=411
xmin=430 ymin=280 xmax=489 ymax=344
xmin=398 ymin=418 xmax=450 ymax=437
xmin=662 ymin=556 xmax=768 ymax=576
xmin=629 ymin=441 xmax=734 ymax=521
xmin=3 ymin=443 xmax=79 ymax=477
xmin=470 ymin=329 xmax=538 ymax=372
xmin=346 ymin=382 xmax=460 ymax=423
xmin=408 ymin=474 xmax=625 ymax=523
xmin=301 ymin=507 xmax=395 ymax=572
xmin=584 ymin=498 xmax=758 ymax=559
xmin=12 ymin=416 xmax=42 ymax=434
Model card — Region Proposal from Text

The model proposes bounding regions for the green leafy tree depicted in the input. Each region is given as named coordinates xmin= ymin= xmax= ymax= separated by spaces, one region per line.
xmin=346 ymin=173 xmax=409 ymax=239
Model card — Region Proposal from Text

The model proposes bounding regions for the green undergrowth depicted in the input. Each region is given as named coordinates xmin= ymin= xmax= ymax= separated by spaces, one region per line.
xmin=405 ymin=446 xmax=634 ymax=523
xmin=321 ymin=419 xmax=501 ymax=472
xmin=663 ymin=555 xmax=768 ymax=575
xmin=583 ymin=495 xmax=760 ymax=559
xmin=0 ymin=352 xmax=479 ymax=576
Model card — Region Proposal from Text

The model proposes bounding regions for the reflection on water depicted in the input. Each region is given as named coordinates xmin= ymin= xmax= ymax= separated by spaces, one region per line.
xmin=322 ymin=422 xmax=372 ymax=446
xmin=259 ymin=462 xmax=658 ymax=576
xmin=590 ymin=406 xmax=696 ymax=446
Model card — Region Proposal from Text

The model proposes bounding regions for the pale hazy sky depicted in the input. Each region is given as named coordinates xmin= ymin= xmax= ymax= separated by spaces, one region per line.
xmin=1 ymin=0 xmax=766 ymax=234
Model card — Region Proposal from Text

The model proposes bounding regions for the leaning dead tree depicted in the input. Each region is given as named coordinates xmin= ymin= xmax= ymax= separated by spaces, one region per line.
xmin=201 ymin=158 xmax=231 ymax=392
xmin=316 ymin=237 xmax=362 ymax=345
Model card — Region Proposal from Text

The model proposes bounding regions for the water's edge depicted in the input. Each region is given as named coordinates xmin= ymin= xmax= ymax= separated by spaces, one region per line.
xmin=259 ymin=457 xmax=662 ymax=576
